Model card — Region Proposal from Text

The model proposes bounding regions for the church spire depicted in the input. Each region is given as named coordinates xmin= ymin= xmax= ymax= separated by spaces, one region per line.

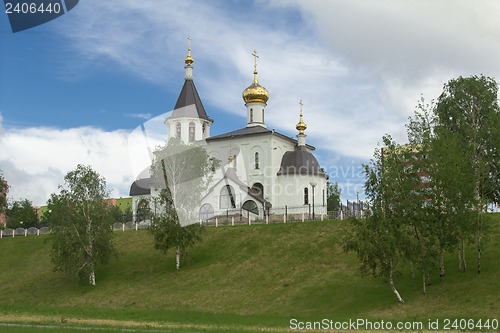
xmin=242 ymin=49 xmax=269 ymax=128
xmin=242 ymin=49 xmax=269 ymax=105
xmin=184 ymin=35 xmax=194 ymax=80
xmin=296 ymin=99 xmax=307 ymax=146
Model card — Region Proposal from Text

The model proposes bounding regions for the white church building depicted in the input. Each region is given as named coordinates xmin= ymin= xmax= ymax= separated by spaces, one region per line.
xmin=130 ymin=44 xmax=328 ymax=222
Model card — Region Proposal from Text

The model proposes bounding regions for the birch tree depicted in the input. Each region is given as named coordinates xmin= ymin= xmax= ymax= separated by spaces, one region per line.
xmin=149 ymin=138 xmax=216 ymax=269
xmin=344 ymin=135 xmax=421 ymax=303
xmin=434 ymin=75 xmax=500 ymax=274
xmin=47 ymin=165 xmax=115 ymax=285
xmin=406 ymin=99 xmax=474 ymax=280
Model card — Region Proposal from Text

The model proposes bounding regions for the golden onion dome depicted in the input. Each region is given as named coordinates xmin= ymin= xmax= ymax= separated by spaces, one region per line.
xmin=242 ymin=49 xmax=269 ymax=104
xmin=296 ymin=99 xmax=307 ymax=135
xmin=184 ymin=47 xmax=194 ymax=65
xmin=242 ymin=73 xmax=269 ymax=104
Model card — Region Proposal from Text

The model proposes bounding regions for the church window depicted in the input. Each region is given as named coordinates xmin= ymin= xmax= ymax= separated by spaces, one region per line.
xmin=262 ymin=108 xmax=264 ymax=123
xmin=304 ymin=187 xmax=309 ymax=205
xmin=250 ymin=108 xmax=253 ymax=122
xmin=252 ymin=182 xmax=264 ymax=197
xmin=199 ymin=203 xmax=214 ymax=221
xmin=254 ymin=152 xmax=260 ymax=169
xmin=220 ymin=185 xmax=236 ymax=209
xmin=176 ymin=122 xmax=181 ymax=138
xmin=189 ymin=122 xmax=195 ymax=142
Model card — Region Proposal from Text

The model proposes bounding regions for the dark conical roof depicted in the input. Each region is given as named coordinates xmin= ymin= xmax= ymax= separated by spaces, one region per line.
xmin=129 ymin=178 xmax=164 ymax=196
xmin=277 ymin=146 xmax=327 ymax=177
xmin=169 ymin=79 xmax=213 ymax=122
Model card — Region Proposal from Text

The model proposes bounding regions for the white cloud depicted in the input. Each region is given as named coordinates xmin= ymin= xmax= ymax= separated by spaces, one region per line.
xmin=0 ymin=125 xmax=136 ymax=206
xmin=125 ymin=113 xmax=153 ymax=120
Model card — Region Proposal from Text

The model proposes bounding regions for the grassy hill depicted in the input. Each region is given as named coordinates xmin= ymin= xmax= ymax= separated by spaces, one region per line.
xmin=0 ymin=216 xmax=499 ymax=332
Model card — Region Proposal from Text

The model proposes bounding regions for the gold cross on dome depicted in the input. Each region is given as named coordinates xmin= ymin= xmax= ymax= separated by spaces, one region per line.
xmin=299 ymin=99 xmax=303 ymax=115
xmin=187 ymin=35 xmax=192 ymax=50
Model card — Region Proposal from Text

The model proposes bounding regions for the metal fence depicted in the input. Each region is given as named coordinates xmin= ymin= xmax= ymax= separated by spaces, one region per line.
xmin=0 ymin=226 xmax=50 ymax=238
xmin=0 ymin=201 xmax=368 ymax=238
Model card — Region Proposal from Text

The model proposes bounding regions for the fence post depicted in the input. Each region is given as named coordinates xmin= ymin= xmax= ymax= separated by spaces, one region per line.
xmin=135 ymin=223 xmax=138 ymax=231
xmin=301 ymin=213 xmax=304 ymax=222
xmin=0 ymin=230 xmax=2 ymax=238
xmin=266 ymin=215 xmax=269 ymax=224
xmin=231 ymin=217 xmax=234 ymax=226
xmin=25 ymin=228 xmax=27 ymax=236
xmin=340 ymin=210 xmax=344 ymax=220
xmin=122 ymin=223 xmax=125 ymax=231
xmin=37 ymin=229 xmax=40 ymax=236
xmin=216 ymin=218 xmax=218 ymax=227
xmin=248 ymin=214 xmax=251 ymax=225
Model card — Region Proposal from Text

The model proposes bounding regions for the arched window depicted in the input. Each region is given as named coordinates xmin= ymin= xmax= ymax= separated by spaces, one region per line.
xmin=199 ymin=203 xmax=214 ymax=221
xmin=220 ymin=185 xmax=236 ymax=209
xmin=262 ymin=108 xmax=264 ymax=123
xmin=250 ymin=108 xmax=253 ymax=122
xmin=176 ymin=122 xmax=181 ymax=138
xmin=251 ymin=183 xmax=264 ymax=197
xmin=254 ymin=152 xmax=260 ymax=169
xmin=304 ymin=187 xmax=309 ymax=205
xmin=189 ymin=122 xmax=195 ymax=142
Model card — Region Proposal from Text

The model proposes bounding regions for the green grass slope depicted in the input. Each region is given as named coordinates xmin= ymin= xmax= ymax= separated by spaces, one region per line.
xmin=0 ymin=216 xmax=499 ymax=331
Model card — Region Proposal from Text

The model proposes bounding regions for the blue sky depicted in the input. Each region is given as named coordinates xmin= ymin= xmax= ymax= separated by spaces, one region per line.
xmin=1 ymin=0 xmax=500 ymax=206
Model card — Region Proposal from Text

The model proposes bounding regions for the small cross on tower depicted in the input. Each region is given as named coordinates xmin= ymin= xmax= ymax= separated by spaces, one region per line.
xmin=252 ymin=49 xmax=259 ymax=73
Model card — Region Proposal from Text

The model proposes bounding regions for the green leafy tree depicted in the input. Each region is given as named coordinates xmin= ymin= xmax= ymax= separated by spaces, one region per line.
xmin=344 ymin=135 xmax=423 ymax=303
xmin=6 ymin=199 xmax=38 ymax=228
xmin=150 ymin=211 xmax=203 ymax=270
xmin=326 ymin=181 xmax=341 ymax=212
xmin=406 ymin=99 xmax=473 ymax=281
xmin=109 ymin=205 xmax=133 ymax=224
xmin=149 ymin=138 xmax=217 ymax=269
xmin=434 ymin=75 xmax=500 ymax=273
xmin=47 ymin=165 xmax=115 ymax=285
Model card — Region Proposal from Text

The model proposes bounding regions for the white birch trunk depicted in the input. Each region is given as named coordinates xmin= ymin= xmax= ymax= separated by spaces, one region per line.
xmin=389 ymin=267 xmax=405 ymax=303
xmin=458 ymin=245 xmax=462 ymax=271
xmin=89 ymin=270 xmax=96 ymax=286
xmin=176 ymin=246 xmax=180 ymax=270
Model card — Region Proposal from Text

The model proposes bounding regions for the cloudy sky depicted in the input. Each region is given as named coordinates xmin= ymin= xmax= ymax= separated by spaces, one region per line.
xmin=1 ymin=0 xmax=500 ymax=206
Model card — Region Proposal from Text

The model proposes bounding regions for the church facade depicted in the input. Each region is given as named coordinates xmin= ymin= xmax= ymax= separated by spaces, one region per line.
xmin=130 ymin=45 xmax=328 ymax=222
